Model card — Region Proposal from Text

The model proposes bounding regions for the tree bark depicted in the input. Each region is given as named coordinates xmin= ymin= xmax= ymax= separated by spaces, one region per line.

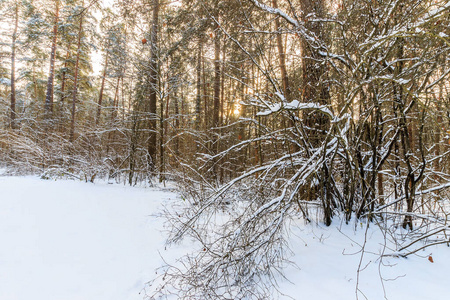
xmin=60 ymin=46 xmax=71 ymax=103
xmin=159 ymin=88 xmax=165 ymax=183
xmin=300 ymin=0 xmax=330 ymax=146
xmin=10 ymin=4 xmax=18 ymax=129
xmin=213 ymin=23 xmax=221 ymax=129
xmin=97 ymin=52 xmax=108 ymax=125
xmin=44 ymin=0 xmax=59 ymax=116
xmin=69 ymin=10 xmax=84 ymax=142
xmin=220 ymin=43 xmax=226 ymax=126
xmin=272 ymin=0 xmax=290 ymax=100
xmin=111 ymin=76 xmax=120 ymax=122
xmin=174 ymin=90 xmax=180 ymax=156
xmin=202 ymin=46 xmax=209 ymax=130
xmin=148 ymin=0 xmax=159 ymax=170
xmin=195 ymin=42 xmax=202 ymax=130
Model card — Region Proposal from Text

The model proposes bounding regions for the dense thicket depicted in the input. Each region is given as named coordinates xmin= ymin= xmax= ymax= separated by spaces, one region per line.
xmin=1 ymin=0 xmax=450 ymax=298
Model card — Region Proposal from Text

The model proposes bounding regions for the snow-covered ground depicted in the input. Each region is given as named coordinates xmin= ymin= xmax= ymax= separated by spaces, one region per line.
xmin=1 ymin=174 xmax=449 ymax=299
xmin=0 ymin=175 xmax=177 ymax=300
xmin=279 ymin=219 xmax=450 ymax=299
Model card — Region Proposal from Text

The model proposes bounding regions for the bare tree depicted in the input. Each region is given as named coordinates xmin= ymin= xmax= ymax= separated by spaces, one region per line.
xmin=148 ymin=0 xmax=450 ymax=298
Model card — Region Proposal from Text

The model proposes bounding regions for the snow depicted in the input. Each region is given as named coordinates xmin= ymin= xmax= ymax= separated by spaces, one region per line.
xmin=279 ymin=219 xmax=450 ymax=299
xmin=397 ymin=78 xmax=411 ymax=85
xmin=0 ymin=175 xmax=178 ymax=300
xmin=249 ymin=0 xmax=299 ymax=28
xmin=257 ymin=100 xmax=334 ymax=118
xmin=0 ymin=78 xmax=11 ymax=86
xmin=1 ymin=175 xmax=450 ymax=299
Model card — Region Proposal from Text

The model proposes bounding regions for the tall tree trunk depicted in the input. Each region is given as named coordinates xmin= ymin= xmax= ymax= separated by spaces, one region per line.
xmin=60 ymin=46 xmax=71 ymax=103
xmin=10 ymin=4 xmax=18 ymax=129
xmin=195 ymin=42 xmax=202 ymax=131
xmin=159 ymin=91 xmax=165 ymax=183
xmin=300 ymin=0 xmax=330 ymax=146
xmin=202 ymin=47 xmax=209 ymax=130
xmin=148 ymin=0 xmax=159 ymax=171
xmin=107 ymin=76 xmax=121 ymax=154
xmin=174 ymin=90 xmax=180 ymax=156
xmin=69 ymin=10 xmax=84 ymax=142
xmin=32 ymin=65 xmax=38 ymax=101
xmin=299 ymin=0 xmax=332 ymax=223
xmin=273 ymin=0 xmax=298 ymax=152
xmin=44 ymin=0 xmax=59 ymax=116
xmin=121 ymin=76 xmax=125 ymax=121
xmin=111 ymin=76 xmax=120 ymax=122
xmin=220 ymin=43 xmax=226 ymax=126
xmin=97 ymin=52 xmax=108 ymax=125
xmin=434 ymin=90 xmax=442 ymax=180
xmin=213 ymin=23 xmax=221 ymax=129
xmin=212 ymin=16 xmax=222 ymax=181
xmin=272 ymin=0 xmax=290 ymax=100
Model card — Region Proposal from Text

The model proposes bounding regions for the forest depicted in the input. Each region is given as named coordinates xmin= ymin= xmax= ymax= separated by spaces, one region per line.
xmin=1 ymin=0 xmax=450 ymax=298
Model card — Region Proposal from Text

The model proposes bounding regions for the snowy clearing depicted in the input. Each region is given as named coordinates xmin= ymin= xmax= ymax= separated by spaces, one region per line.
xmin=1 ymin=175 xmax=449 ymax=300
xmin=0 ymin=175 xmax=178 ymax=300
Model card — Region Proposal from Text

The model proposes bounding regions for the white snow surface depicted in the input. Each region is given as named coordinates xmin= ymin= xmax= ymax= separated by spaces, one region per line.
xmin=1 ymin=175 xmax=450 ymax=299
xmin=0 ymin=176 xmax=179 ymax=300
xmin=278 ymin=219 xmax=450 ymax=300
